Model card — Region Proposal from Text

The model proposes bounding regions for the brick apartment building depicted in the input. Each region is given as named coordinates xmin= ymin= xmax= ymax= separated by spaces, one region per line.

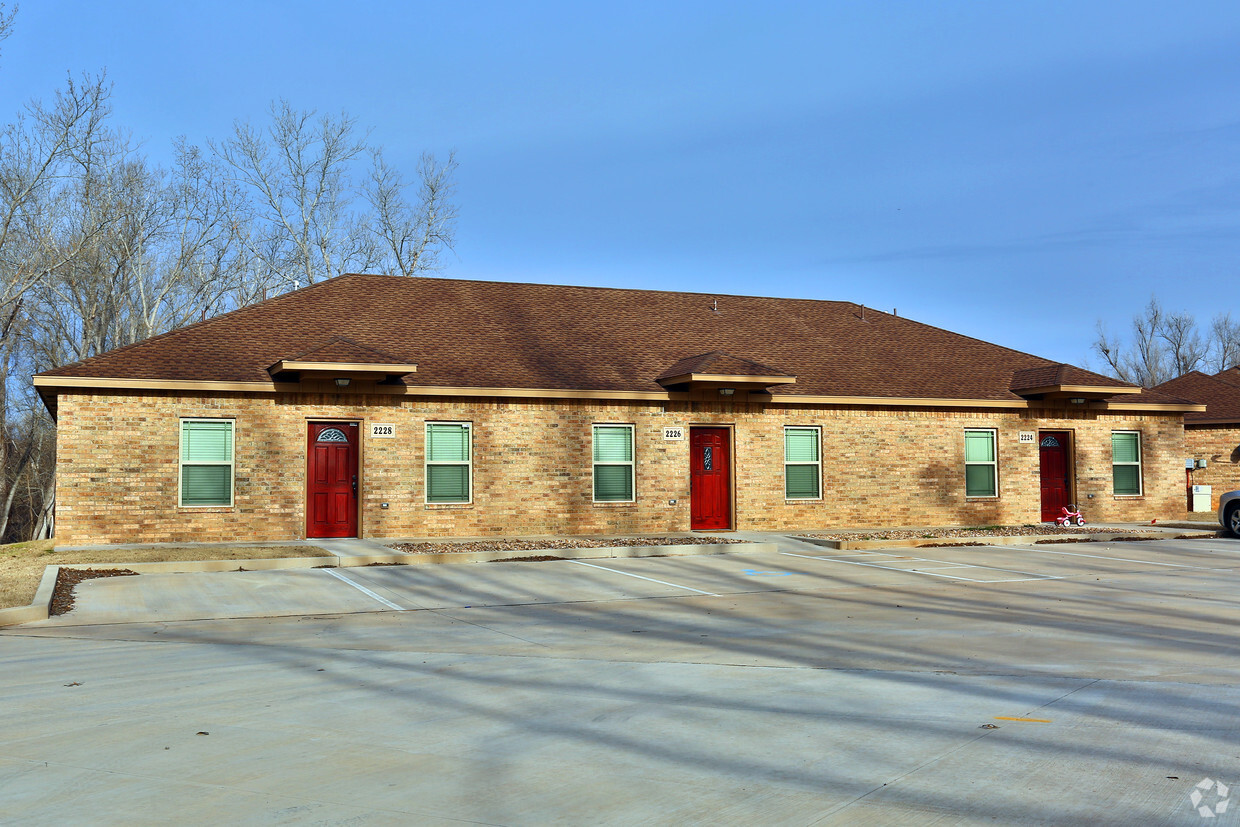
xmin=1153 ymin=368 xmax=1240 ymax=514
xmin=34 ymin=274 xmax=1201 ymax=545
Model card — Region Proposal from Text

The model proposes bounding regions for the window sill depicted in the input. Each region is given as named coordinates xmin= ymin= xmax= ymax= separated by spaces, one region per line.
xmin=592 ymin=501 xmax=637 ymax=508
xmin=965 ymin=497 xmax=1000 ymax=501
xmin=1113 ymin=495 xmax=1144 ymax=499
xmin=178 ymin=506 xmax=235 ymax=513
xmin=784 ymin=498 xmax=822 ymax=503
xmin=425 ymin=502 xmax=473 ymax=509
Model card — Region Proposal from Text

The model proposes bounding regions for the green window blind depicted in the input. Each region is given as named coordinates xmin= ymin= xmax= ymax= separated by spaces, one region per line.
xmin=784 ymin=427 xmax=821 ymax=499
xmin=1111 ymin=432 xmax=1140 ymax=464
xmin=182 ymin=420 xmax=232 ymax=463
xmin=964 ymin=431 xmax=994 ymax=463
xmin=593 ymin=426 xmax=633 ymax=463
xmin=428 ymin=424 xmax=470 ymax=463
xmin=965 ymin=465 xmax=996 ymax=498
xmin=1112 ymin=432 xmax=1141 ymax=495
xmin=180 ymin=420 xmax=233 ymax=506
xmin=426 ymin=423 xmax=471 ymax=503
xmin=593 ymin=425 xmax=634 ymax=501
xmin=785 ymin=428 xmax=819 ymax=463
xmin=963 ymin=430 xmax=997 ymax=497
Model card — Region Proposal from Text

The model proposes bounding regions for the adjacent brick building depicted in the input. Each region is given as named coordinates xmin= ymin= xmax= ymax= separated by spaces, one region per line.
xmin=35 ymin=275 xmax=1202 ymax=545
xmin=1153 ymin=369 xmax=1240 ymax=514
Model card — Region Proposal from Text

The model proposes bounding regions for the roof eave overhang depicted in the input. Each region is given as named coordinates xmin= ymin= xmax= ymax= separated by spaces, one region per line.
xmin=656 ymin=372 xmax=797 ymax=389
xmin=1012 ymin=383 xmax=1142 ymax=399
xmin=30 ymin=376 xmax=1202 ymax=413
xmin=267 ymin=360 xmax=418 ymax=380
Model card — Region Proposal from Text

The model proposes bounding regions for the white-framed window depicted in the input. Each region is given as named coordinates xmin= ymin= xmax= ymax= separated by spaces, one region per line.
xmin=593 ymin=424 xmax=635 ymax=502
xmin=784 ymin=426 xmax=821 ymax=500
xmin=1111 ymin=431 xmax=1142 ymax=496
xmin=964 ymin=428 xmax=998 ymax=497
xmin=426 ymin=422 xmax=472 ymax=504
xmin=180 ymin=418 xmax=234 ymax=507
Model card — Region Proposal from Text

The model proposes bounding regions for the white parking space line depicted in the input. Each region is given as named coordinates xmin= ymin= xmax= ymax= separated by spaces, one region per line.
xmin=567 ymin=560 xmax=720 ymax=596
xmin=322 ymin=568 xmax=406 ymax=611
xmin=780 ymin=551 xmax=1064 ymax=584
xmin=988 ymin=545 xmax=1231 ymax=571
xmin=780 ymin=551 xmax=986 ymax=582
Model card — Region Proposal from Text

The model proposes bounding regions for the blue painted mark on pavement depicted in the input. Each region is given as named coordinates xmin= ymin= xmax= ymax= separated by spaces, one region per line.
xmin=742 ymin=570 xmax=792 ymax=576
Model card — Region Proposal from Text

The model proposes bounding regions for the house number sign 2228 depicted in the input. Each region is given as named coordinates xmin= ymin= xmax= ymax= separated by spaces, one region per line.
xmin=370 ymin=423 xmax=396 ymax=438
xmin=663 ymin=427 xmax=685 ymax=441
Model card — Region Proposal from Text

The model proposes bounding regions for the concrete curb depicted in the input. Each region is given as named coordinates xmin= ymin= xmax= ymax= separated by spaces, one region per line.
xmin=0 ymin=565 xmax=60 ymax=627
xmin=387 ymin=541 xmax=771 ymax=565
xmin=794 ymin=531 xmax=1218 ymax=551
xmin=0 ymin=541 xmax=770 ymax=628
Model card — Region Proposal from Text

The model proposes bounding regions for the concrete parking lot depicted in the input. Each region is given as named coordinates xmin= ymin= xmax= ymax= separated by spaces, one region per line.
xmin=2 ymin=536 xmax=1239 ymax=824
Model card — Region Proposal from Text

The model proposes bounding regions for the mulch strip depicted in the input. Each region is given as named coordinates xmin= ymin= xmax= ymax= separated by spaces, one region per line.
xmin=390 ymin=537 xmax=746 ymax=555
xmin=51 ymin=568 xmax=139 ymax=616
xmin=489 ymin=555 xmax=564 ymax=563
xmin=801 ymin=525 xmax=1148 ymax=542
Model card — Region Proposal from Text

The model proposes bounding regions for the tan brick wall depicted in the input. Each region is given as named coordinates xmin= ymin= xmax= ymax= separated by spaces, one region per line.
xmin=53 ymin=390 xmax=1187 ymax=544
xmin=1185 ymin=425 xmax=1240 ymax=513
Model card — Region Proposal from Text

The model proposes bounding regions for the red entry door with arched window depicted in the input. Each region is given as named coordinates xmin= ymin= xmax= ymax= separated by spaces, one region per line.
xmin=1039 ymin=431 xmax=1071 ymax=522
xmin=307 ymin=422 xmax=359 ymax=538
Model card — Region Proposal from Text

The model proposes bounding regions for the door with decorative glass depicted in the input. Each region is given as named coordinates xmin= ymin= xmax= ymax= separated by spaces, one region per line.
xmin=307 ymin=422 xmax=359 ymax=538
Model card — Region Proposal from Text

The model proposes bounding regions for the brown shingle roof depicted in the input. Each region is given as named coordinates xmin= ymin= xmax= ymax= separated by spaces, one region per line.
xmin=34 ymin=273 xmax=1185 ymax=405
xmin=1215 ymin=366 xmax=1240 ymax=388
xmin=285 ymin=336 xmax=406 ymax=365
xmin=1008 ymin=364 xmax=1137 ymax=393
xmin=1153 ymin=371 xmax=1240 ymax=422
xmin=655 ymin=351 xmax=792 ymax=381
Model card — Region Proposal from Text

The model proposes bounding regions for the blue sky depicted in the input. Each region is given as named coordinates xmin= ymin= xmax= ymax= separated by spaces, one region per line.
xmin=3 ymin=1 xmax=1240 ymax=367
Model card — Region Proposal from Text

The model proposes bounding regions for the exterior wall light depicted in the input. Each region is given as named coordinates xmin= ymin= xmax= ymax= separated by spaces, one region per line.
xmin=718 ymin=388 xmax=735 ymax=396
xmin=335 ymin=377 xmax=351 ymax=388
xmin=1068 ymin=397 xmax=1086 ymax=404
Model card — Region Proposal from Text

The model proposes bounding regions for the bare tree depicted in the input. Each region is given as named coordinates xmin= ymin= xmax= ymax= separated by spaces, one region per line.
xmin=366 ymin=149 xmax=458 ymax=275
xmin=1209 ymin=312 xmax=1240 ymax=373
xmin=0 ymin=30 xmax=459 ymax=541
xmin=212 ymin=100 xmax=381 ymax=291
xmin=1093 ymin=296 xmax=1238 ymax=386
xmin=1159 ymin=308 xmax=1207 ymax=378
xmin=0 ymin=4 xmax=15 ymax=59
xmin=214 ymin=100 xmax=458 ymax=291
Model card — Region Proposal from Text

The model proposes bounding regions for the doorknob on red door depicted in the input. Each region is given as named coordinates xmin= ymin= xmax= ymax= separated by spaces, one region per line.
xmin=352 ymin=475 xmax=357 ymax=494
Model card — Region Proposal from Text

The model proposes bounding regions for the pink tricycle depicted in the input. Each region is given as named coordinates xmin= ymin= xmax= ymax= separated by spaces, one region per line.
xmin=1055 ymin=504 xmax=1085 ymax=528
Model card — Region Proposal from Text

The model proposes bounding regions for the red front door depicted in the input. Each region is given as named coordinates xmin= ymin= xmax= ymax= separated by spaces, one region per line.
xmin=307 ymin=422 xmax=359 ymax=538
xmin=690 ymin=427 xmax=731 ymax=530
xmin=1038 ymin=431 xmax=1071 ymax=522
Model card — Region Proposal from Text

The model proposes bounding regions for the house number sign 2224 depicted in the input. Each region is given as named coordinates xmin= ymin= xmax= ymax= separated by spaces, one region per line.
xmin=370 ymin=423 xmax=396 ymax=438
xmin=663 ymin=427 xmax=685 ymax=441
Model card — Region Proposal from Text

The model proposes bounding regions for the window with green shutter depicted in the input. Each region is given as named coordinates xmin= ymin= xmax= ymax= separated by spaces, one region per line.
xmin=593 ymin=424 xmax=634 ymax=502
xmin=1111 ymin=431 xmax=1142 ymax=495
xmin=180 ymin=419 xmax=234 ymax=507
xmin=964 ymin=429 xmax=997 ymax=497
xmin=784 ymin=427 xmax=821 ymax=499
xmin=426 ymin=422 xmax=472 ymax=503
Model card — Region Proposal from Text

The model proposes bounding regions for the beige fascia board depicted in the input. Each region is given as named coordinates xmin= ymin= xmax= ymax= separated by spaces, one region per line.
xmin=36 ymin=376 xmax=1200 ymax=411
xmin=767 ymin=394 xmax=1033 ymax=409
xmin=1013 ymin=383 xmax=1142 ymax=396
xmin=34 ymin=375 xmax=678 ymax=401
xmin=1095 ymin=401 xmax=1205 ymax=413
xmin=269 ymin=360 xmax=418 ymax=375
xmin=658 ymin=372 xmax=797 ymax=386
xmin=1185 ymin=418 xmax=1240 ymax=426
xmin=33 ymin=375 xmax=291 ymax=393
